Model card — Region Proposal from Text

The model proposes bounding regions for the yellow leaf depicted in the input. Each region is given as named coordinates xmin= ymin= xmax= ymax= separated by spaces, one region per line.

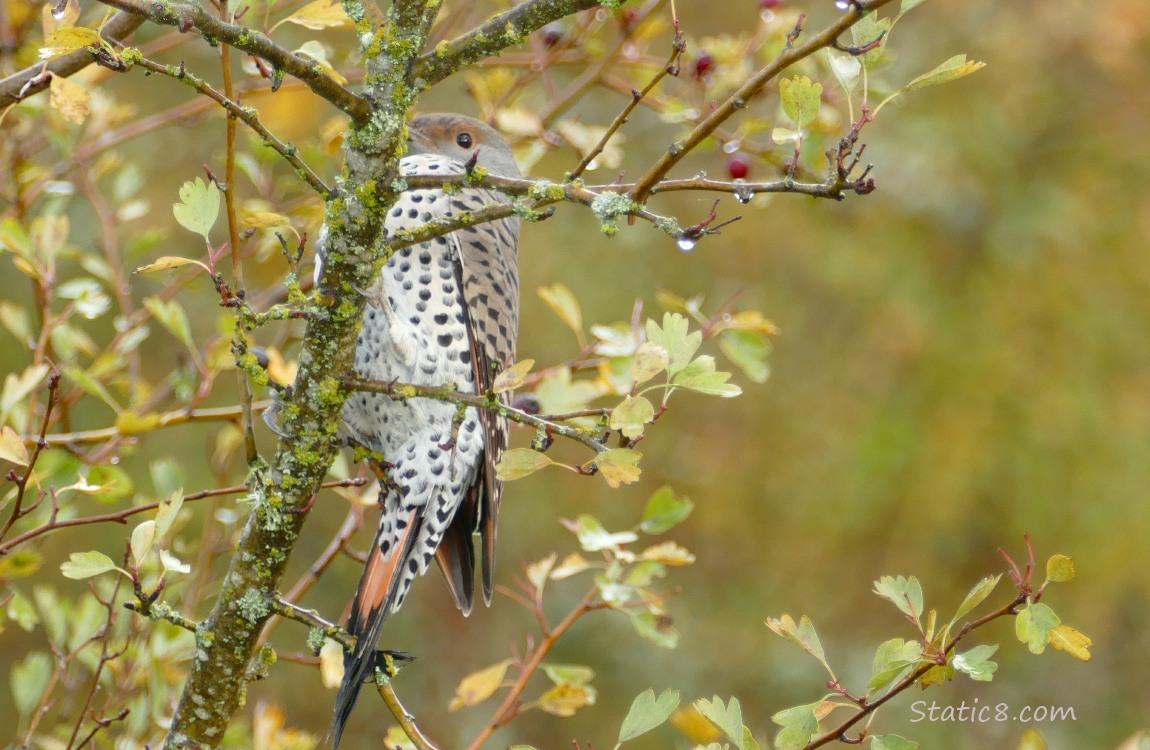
xmin=669 ymin=705 xmax=724 ymax=744
xmin=1015 ymin=728 xmax=1049 ymax=750
xmin=243 ymin=211 xmax=294 ymax=229
xmin=537 ymin=682 xmax=597 ymax=717
xmin=537 ymin=283 xmax=584 ymax=344
xmin=449 ymin=659 xmax=512 ymax=711
xmin=1045 ymin=554 xmax=1075 ymax=583
xmin=38 ymin=26 xmax=99 ymax=60
xmin=550 ymin=552 xmax=591 ymax=580
xmin=48 ymin=72 xmax=89 ymax=124
xmin=586 ymin=448 xmax=641 ymax=488
xmin=0 ymin=425 xmax=29 ymax=467
xmin=639 ymin=541 xmax=696 ymax=566
xmin=1048 ymin=624 xmax=1092 ymax=661
xmin=135 ymin=255 xmax=213 ymax=275
xmin=115 ymin=411 xmax=162 ymax=435
xmin=319 ymin=639 xmax=344 ymax=688
xmin=282 ymin=0 xmax=352 ymax=30
xmin=492 ymin=359 xmax=534 ymax=394
xmin=265 ymin=347 xmax=298 ymax=387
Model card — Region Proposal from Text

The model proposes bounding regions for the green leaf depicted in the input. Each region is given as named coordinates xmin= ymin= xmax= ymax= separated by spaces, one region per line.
xmin=779 ymin=75 xmax=823 ymax=129
xmin=6 ymin=590 xmax=39 ymax=631
xmin=868 ymin=638 xmax=923 ymax=694
xmin=617 ymin=689 xmax=681 ymax=746
xmin=898 ymin=0 xmax=928 ymax=14
xmin=172 ymin=177 xmax=220 ymax=241
xmin=695 ymin=696 xmax=747 ymax=750
xmin=538 ymin=283 xmax=584 ymax=343
xmin=719 ymin=330 xmax=770 ymax=384
xmin=871 ymin=735 xmax=919 ymax=750
xmin=587 ymin=448 xmax=642 ymax=488
xmin=646 ymin=313 xmax=701 ymax=378
xmin=952 ymin=644 xmax=999 ymax=681
xmin=629 ymin=611 xmax=679 ymax=649
xmin=849 ymin=12 xmax=890 ymax=68
xmin=495 ymin=448 xmax=555 ymax=481
xmin=639 ymin=485 xmax=694 ymax=534
xmin=1044 ymin=554 xmax=1075 ymax=583
xmin=1015 ymin=602 xmax=1060 ymax=654
xmin=526 ymin=553 xmax=557 ymax=595
xmin=902 ymin=54 xmax=985 ymax=93
xmin=950 ymin=574 xmax=1000 ymax=626
xmin=610 ymin=395 xmax=655 ymax=439
xmin=61 ymin=364 xmax=122 ymax=413
xmin=771 ymin=702 xmax=820 ymax=750
xmin=562 ymin=514 xmax=638 ymax=552
xmin=873 ymin=575 xmax=924 ymax=622
xmin=765 ymin=614 xmax=833 ymax=678
xmin=11 ymin=651 xmax=51 ymax=716
xmin=143 ymin=297 xmax=197 ymax=357
xmin=672 ymin=356 xmax=742 ymax=397
xmin=60 ymin=550 xmax=125 ymax=580
xmin=543 ymin=663 xmax=595 ymax=686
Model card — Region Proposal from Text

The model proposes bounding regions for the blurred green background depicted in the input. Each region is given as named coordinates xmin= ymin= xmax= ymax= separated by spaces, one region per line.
xmin=3 ymin=0 xmax=1149 ymax=748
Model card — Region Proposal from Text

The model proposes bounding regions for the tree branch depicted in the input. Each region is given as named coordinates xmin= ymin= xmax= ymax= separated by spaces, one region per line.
xmin=410 ymin=0 xmax=600 ymax=88
xmin=94 ymin=0 xmax=372 ymax=121
xmin=629 ymin=0 xmax=896 ymax=202
xmin=0 ymin=11 xmax=144 ymax=108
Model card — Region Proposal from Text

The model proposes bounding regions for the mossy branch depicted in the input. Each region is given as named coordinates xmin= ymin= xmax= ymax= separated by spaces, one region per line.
xmin=0 ymin=10 xmax=144 ymax=108
xmin=410 ymin=0 xmax=601 ymax=88
xmin=94 ymin=0 xmax=372 ymax=121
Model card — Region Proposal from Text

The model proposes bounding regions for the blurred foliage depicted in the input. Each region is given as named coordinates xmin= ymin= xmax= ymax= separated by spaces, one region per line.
xmin=1 ymin=0 xmax=1149 ymax=748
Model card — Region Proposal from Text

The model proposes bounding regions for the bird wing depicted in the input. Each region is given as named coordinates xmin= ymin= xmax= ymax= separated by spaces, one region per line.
xmin=434 ymin=189 xmax=520 ymax=608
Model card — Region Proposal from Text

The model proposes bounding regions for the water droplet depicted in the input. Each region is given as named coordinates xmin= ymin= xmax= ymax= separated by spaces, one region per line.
xmin=835 ymin=0 xmax=851 ymax=9
xmin=110 ymin=456 xmax=120 ymax=465
xmin=735 ymin=189 xmax=756 ymax=205
xmin=685 ymin=108 xmax=699 ymax=120
xmin=677 ymin=236 xmax=697 ymax=252
xmin=760 ymin=10 xmax=775 ymax=23
xmin=722 ymin=141 xmax=741 ymax=154
xmin=51 ymin=0 xmax=68 ymax=19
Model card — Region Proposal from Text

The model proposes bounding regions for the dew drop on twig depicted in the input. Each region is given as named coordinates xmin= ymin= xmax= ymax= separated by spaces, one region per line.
xmin=677 ymin=236 xmax=698 ymax=252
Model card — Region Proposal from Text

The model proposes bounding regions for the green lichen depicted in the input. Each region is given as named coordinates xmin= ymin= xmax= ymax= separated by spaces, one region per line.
xmin=528 ymin=180 xmax=566 ymax=202
xmin=591 ymin=190 xmax=639 ymax=237
xmin=307 ymin=627 xmax=327 ymax=653
xmin=236 ymin=589 xmax=270 ymax=623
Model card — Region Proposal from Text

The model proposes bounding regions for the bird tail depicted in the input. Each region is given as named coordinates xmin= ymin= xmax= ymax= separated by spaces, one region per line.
xmin=328 ymin=509 xmax=422 ymax=749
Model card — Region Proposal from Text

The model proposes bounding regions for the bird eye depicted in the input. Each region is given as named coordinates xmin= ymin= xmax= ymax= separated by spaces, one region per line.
xmin=455 ymin=132 xmax=474 ymax=148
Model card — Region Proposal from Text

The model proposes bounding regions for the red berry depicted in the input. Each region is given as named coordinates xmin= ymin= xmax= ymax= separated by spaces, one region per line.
xmin=694 ymin=53 xmax=714 ymax=79
xmin=727 ymin=154 xmax=750 ymax=180
xmin=761 ymin=0 xmax=781 ymax=8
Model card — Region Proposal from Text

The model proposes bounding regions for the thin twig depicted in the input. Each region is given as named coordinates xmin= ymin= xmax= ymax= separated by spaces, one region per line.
xmin=629 ymin=0 xmax=896 ymax=202
xmin=343 ymin=378 xmax=608 ymax=454
xmin=466 ymin=589 xmax=600 ymax=750
xmin=110 ymin=52 xmax=331 ymax=197
xmin=379 ymin=682 xmax=440 ymax=750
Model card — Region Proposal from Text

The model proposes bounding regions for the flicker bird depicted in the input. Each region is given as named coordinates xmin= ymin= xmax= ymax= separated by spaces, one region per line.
xmin=322 ymin=113 xmax=521 ymax=748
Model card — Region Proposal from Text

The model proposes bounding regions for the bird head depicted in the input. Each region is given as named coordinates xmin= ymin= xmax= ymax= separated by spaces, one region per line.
xmin=408 ymin=113 xmax=522 ymax=179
